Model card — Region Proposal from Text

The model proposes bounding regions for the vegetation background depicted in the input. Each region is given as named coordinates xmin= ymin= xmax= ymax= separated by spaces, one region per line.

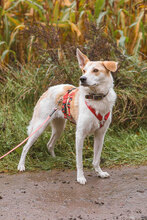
xmin=0 ymin=0 xmax=147 ymax=172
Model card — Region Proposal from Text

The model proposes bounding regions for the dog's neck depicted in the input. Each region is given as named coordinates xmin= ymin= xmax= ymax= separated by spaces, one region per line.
xmin=79 ymin=76 xmax=117 ymax=114
xmin=85 ymin=90 xmax=109 ymax=101
xmin=80 ymin=83 xmax=113 ymax=99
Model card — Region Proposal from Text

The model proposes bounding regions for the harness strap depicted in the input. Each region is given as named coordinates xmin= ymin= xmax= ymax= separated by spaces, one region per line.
xmin=85 ymin=101 xmax=110 ymax=128
xmin=62 ymin=88 xmax=76 ymax=122
xmin=67 ymin=97 xmax=72 ymax=117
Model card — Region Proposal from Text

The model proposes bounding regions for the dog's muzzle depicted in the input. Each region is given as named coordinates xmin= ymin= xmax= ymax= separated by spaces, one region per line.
xmin=80 ymin=76 xmax=87 ymax=86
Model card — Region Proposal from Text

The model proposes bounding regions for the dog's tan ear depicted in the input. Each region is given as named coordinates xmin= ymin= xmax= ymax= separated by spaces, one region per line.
xmin=103 ymin=61 xmax=118 ymax=72
xmin=76 ymin=48 xmax=90 ymax=69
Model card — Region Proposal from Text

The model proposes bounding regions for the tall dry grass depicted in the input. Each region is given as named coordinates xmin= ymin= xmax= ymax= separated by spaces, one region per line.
xmin=0 ymin=0 xmax=146 ymax=65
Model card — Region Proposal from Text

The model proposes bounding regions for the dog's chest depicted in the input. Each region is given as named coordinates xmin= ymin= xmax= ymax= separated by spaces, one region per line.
xmin=80 ymin=109 xmax=111 ymax=134
xmin=77 ymin=96 xmax=114 ymax=134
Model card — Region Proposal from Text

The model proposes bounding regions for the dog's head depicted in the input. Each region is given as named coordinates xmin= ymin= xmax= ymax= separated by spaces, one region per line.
xmin=76 ymin=48 xmax=118 ymax=92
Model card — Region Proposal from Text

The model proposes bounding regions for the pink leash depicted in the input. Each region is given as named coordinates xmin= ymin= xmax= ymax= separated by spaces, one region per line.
xmin=0 ymin=108 xmax=58 ymax=160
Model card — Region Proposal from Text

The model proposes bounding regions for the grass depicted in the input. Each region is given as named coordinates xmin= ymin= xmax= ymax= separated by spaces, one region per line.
xmin=0 ymin=100 xmax=146 ymax=173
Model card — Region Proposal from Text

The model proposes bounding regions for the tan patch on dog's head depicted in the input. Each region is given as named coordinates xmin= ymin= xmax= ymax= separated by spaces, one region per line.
xmin=83 ymin=61 xmax=109 ymax=76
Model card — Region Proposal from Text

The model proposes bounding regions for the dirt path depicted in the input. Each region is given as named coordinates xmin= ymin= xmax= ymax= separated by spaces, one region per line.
xmin=0 ymin=166 xmax=147 ymax=220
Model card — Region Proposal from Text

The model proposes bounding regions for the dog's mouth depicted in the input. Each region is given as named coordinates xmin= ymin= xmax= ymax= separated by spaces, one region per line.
xmin=80 ymin=83 xmax=89 ymax=87
xmin=80 ymin=82 xmax=99 ymax=87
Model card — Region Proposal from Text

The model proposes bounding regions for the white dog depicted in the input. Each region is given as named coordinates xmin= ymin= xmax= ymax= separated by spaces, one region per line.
xmin=18 ymin=49 xmax=117 ymax=184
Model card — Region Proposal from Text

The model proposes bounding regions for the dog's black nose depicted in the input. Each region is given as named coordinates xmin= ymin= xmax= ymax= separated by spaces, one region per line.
xmin=80 ymin=76 xmax=87 ymax=83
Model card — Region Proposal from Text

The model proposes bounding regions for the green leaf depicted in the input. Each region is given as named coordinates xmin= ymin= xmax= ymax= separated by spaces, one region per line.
xmin=53 ymin=1 xmax=60 ymax=23
xmin=4 ymin=14 xmax=9 ymax=44
xmin=70 ymin=11 xmax=76 ymax=23
xmin=129 ymin=11 xmax=144 ymax=29
xmin=96 ymin=11 xmax=107 ymax=27
xmin=109 ymin=0 xmax=114 ymax=6
xmin=0 ymin=41 xmax=7 ymax=47
xmin=129 ymin=21 xmax=138 ymax=28
xmin=7 ymin=16 xmax=20 ymax=26
xmin=6 ymin=0 xmax=22 ymax=12
xmin=117 ymin=9 xmax=122 ymax=26
xmin=0 ymin=6 xmax=4 ymax=18
xmin=133 ymin=32 xmax=142 ymax=56
xmin=61 ymin=10 xmax=70 ymax=22
xmin=86 ymin=10 xmax=94 ymax=21
xmin=0 ymin=49 xmax=16 ymax=61
xmin=95 ymin=0 xmax=105 ymax=19
xmin=26 ymin=0 xmax=45 ymax=20
xmin=119 ymin=36 xmax=126 ymax=48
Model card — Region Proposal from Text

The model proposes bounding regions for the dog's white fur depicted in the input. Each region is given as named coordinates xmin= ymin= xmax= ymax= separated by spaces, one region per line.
xmin=18 ymin=49 xmax=117 ymax=184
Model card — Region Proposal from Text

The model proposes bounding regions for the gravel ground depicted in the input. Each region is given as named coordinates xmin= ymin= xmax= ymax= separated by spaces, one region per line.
xmin=0 ymin=166 xmax=147 ymax=220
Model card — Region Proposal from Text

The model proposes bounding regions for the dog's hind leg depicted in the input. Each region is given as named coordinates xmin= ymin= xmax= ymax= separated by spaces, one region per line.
xmin=17 ymin=117 xmax=51 ymax=171
xmin=47 ymin=117 xmax=65 ymax=157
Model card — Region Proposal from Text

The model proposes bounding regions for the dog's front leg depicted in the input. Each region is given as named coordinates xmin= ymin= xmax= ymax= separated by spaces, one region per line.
xmin=93 ymin=128 xmax=110 ymax=178
xmin=76 ymin=130 xmax=87 ymax=184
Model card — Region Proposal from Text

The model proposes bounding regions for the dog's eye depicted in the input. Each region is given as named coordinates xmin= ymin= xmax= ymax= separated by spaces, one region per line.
xmin=83 ymin=69 xmax=86 ymax=73
xmin=93 ymin=68 xmax=99 ymax=73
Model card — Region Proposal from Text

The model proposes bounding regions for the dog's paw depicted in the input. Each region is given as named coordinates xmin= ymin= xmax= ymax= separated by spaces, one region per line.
xmin=97 ymin=171 xmax=110 ymax=178
xmin=17 ymin=164 xmax=25 ymax=171
xmin=48 ymin=149 xmax=56 ymax=158
xmin=77 ymin=176 xmax=87 ymax=185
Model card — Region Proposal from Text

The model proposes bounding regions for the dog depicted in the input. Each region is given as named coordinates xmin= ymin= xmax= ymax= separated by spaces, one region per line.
xmin=18 ymin=49 xmax=117 ymax=184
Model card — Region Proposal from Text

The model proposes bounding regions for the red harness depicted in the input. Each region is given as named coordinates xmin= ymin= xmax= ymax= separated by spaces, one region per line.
xmin=62 ymin=89 xmax=110 ymax=128
xmin=85 ymin=101 xmax=110 ymax=128
xmin=62 ymin=88 xmax=76 ymax=123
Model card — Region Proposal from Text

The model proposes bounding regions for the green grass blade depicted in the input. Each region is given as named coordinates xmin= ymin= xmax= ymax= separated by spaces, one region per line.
xmin=95 ymin=0 xmax=105 ymax=19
